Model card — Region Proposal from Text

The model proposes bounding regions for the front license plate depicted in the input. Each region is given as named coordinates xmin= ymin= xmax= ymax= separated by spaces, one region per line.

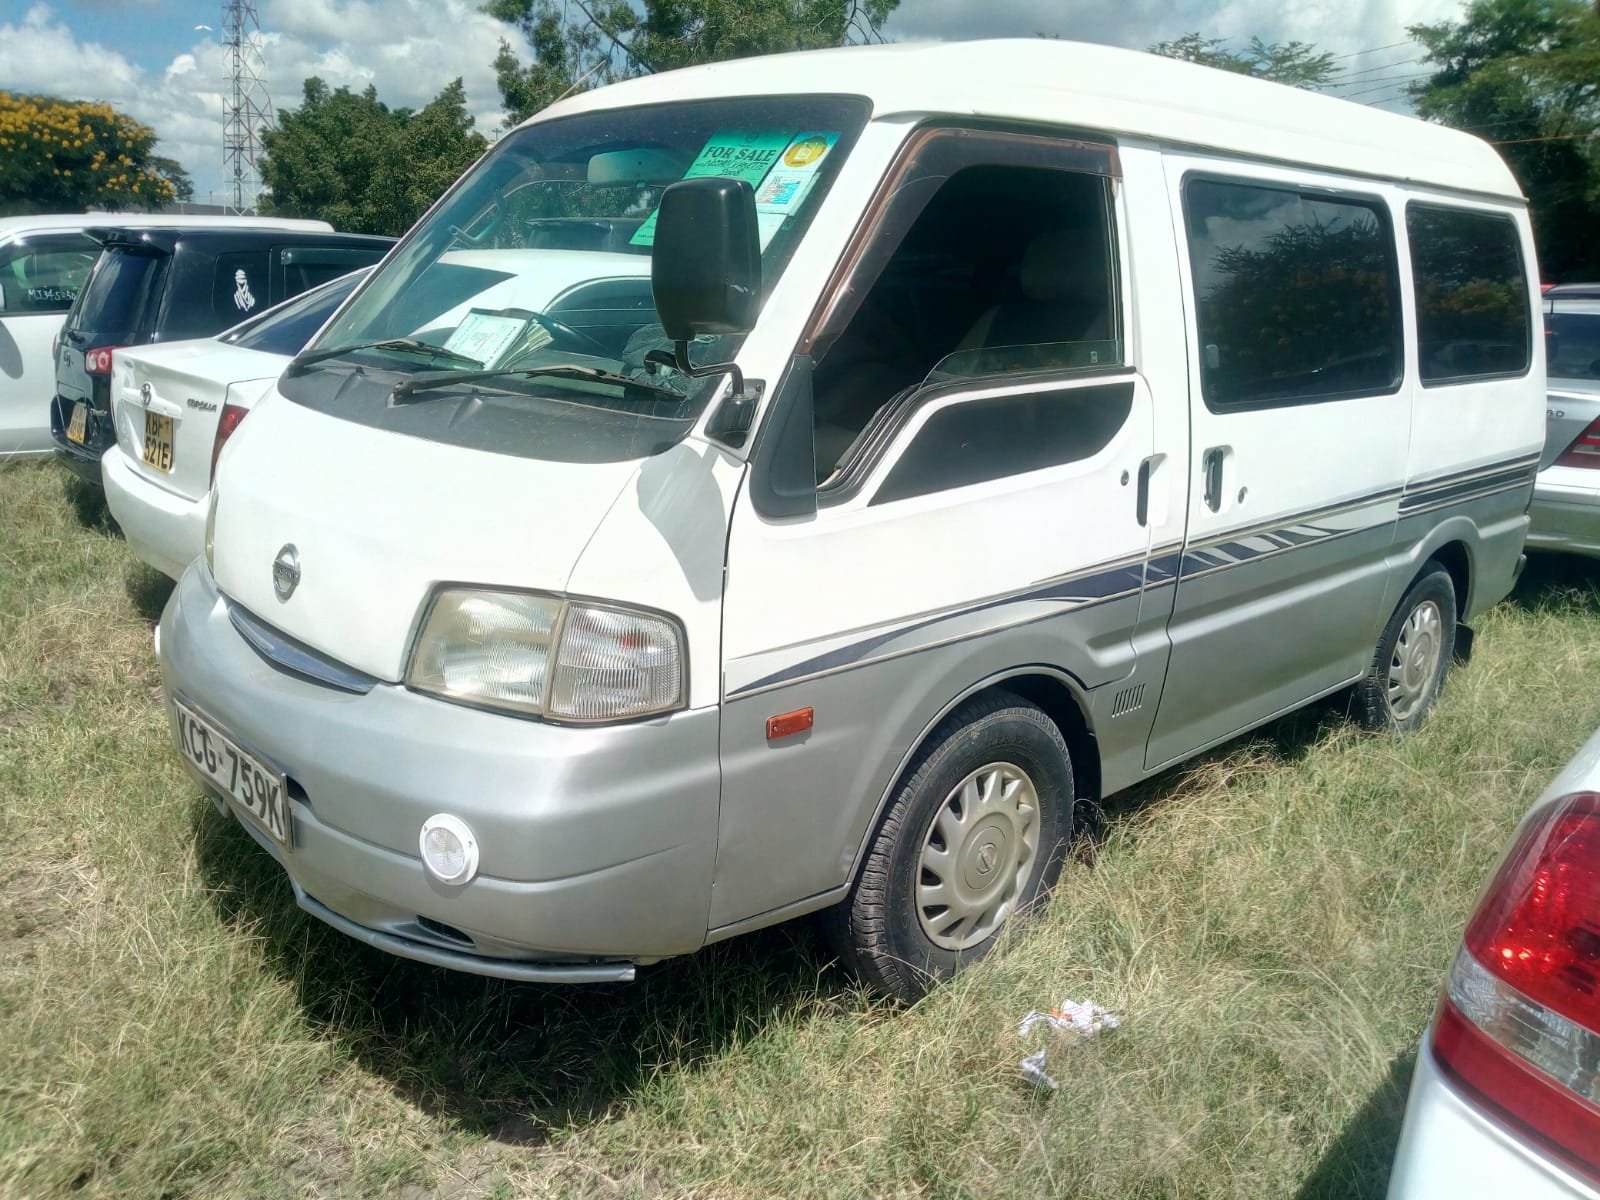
xmin=142 ymin=410 xmax=174 ymax=472
xmin=66 ymin=402 xmax=88 ymax=445
xmin=173 ymin=698 xmax=289 ymax=845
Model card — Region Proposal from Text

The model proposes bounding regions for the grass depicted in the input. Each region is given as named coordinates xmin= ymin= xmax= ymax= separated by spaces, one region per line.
xmin=3 ymin=456 xmax=1600 ymax=1199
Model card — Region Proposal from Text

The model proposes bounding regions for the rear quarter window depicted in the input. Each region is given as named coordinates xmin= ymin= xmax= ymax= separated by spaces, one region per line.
xmin=0 ymin=233 xmax=98 ymax=314
xmin=229 ymin=273 xmax=362 ymax=357
xmin=1407 ymin=204 xmax=1530 ymax=384
xmin=212 ymin=251 xmax=269 ymax=325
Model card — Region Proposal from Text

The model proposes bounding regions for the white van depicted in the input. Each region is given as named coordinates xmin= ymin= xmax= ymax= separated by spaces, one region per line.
xmin=159 ymin=40 xmax=1544 ymax=999
xmin=0 ymin=213 xmax=333 ymax=460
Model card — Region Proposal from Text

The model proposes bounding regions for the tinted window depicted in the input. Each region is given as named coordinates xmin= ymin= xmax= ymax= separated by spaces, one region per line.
xmin=873 ymin=380 xmax=1134 ymax=505
xmin=212 ymin=251 xmax=269 ymax=325
xmin=229 ymin=272 xmax=363 ymax=357
xmin=68 ymin=248 xmax=164 ymax=334
xmin=0 ymin=233 xmax=98 ymax=314
xmin=1547 ymin=308 xmax=1600 ymax=381
xmin=1408 ymin=204 xmax=1530 ymax=383
xmin=279 ymin=246 xmax=386 ymax=296
xmin=814 ymin=164 xmax=1120 ymax=483
xmin=1184 ymin=179 xmax=1401 ymax=409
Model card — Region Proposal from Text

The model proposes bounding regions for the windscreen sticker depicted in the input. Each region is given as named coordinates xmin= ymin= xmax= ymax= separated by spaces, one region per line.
xmin=629 ymin=129 xmax=805 ymax=248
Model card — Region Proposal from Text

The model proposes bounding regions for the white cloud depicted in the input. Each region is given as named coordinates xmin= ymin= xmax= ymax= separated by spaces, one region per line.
xmin=0 ymin=1 xmax=521 ymax=206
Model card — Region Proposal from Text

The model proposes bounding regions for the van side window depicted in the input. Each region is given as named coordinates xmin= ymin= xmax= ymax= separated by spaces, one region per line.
xmin=0 ymin=233 xmax=98 ymax=314
xmin=1183 ymin=178 xmax=1402 ymax=410
xmin=812 ymin=165 xmax=1121 ymax=482
xmin=1406 ymin=204 xmax=1530 ymax=384
xmin=212 ymin=251 xmax=269 ymax=326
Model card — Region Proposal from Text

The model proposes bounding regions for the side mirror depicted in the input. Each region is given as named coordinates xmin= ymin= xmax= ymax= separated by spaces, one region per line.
xmin=651 ymin=176 xmax=761 ymax=342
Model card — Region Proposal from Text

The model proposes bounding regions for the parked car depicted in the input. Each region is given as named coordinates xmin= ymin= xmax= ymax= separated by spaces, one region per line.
xmin=1528 ymin=283 xmax=1600 ymax=558
xmin=158 ymin=40 xmax=1543 ymax=998
xmin=51 ymin=225 xmax=392 ymax=484
xmin=102 ymin=269 xmax=369 ymax=580
xmin=1387 ymin=726 xmax=1600 ymax=1198
xmin=0 ymin=213 xmax=334 ymax=461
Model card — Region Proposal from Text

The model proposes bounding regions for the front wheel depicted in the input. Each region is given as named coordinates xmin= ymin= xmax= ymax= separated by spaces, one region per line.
xmin=826 ymin=691 xmax=1074 ymax=1002
xmin=1354 ymin=565 xmax=1458 ymax=733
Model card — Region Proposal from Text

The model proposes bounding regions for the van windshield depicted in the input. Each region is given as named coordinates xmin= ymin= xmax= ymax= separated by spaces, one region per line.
xmin=284 ymin=94 xmax=868 ymax=463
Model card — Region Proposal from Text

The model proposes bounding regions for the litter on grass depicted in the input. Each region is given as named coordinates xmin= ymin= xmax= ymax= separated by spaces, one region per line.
xmin=1017 ymin=999 xmax=1121 ymax=1091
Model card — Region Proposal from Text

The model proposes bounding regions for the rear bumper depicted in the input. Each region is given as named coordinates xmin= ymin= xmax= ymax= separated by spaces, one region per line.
xmin=1387 ymin=1037 xmax=1597 ymax=1200
xmin=159 ymin=563 xmax=721 ymax=977
xmin=1527 ymin=468 xmax=1600 ymax=559
xmin=49 ymin=393 xmax=113 ymax=485
xmin=102 ymin=448 xmax=206 ymax=580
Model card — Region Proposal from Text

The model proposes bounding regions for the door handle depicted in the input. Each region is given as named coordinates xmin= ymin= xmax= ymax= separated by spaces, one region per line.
xmin=1136 ymin=453 xmax=1165 ymax=527
xmin=1201 ymin=445 xmax=1230 ymax=513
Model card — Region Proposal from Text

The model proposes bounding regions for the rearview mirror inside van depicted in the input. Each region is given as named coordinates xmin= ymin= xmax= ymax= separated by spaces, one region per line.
xmin=651 ymin=177 xmax=761 ymax=342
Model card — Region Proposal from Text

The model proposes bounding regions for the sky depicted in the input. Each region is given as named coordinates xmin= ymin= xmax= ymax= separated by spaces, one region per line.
xmin=0 ymin=0 xmax=1468 ymax=206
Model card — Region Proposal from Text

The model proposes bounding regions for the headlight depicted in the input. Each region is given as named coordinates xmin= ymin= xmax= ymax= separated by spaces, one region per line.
xmin=405 ymin=588 xmax=685 ymax=723
xmin=203 ymin=488 xmax=219 ymax=573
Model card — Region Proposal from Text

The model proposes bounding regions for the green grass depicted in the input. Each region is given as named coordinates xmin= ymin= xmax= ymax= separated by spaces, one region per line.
xmin=4 ymin=456 xmax=1600 ymax=1198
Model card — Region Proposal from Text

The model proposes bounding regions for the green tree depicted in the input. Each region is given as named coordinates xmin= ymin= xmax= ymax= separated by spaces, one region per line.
xmin=1148 ymin=33 xmax=1341 ymax=88
xmin=1409 ymin=0 xmax=1600 ymax=280
xmin=260 ymin=76 xmax=488 ymax=235
xmin=488 ymin=0 xmax=898 ymax=126
xmin=0 ymin=93 xmax=179 ymax=214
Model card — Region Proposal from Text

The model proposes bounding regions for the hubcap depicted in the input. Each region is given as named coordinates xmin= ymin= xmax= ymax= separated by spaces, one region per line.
xmin=916 ymin=762 xmax=1041 ymax=951
xmin=1387 ymin=599 xmax=1444 ymax=720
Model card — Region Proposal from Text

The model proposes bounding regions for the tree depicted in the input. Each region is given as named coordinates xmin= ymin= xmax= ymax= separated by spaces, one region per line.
xmin=0 ymin=93 xmax=179 ymax=214
xmin=487 ymin=0 xmax=898 ymax=126
xmin=1148 ymin=33 xmax=1341 ymax=89
xmin=259 ymin=77 xmax=487 ymax=235
xmin=1409 ymin=0 xmax=1600 ymax=280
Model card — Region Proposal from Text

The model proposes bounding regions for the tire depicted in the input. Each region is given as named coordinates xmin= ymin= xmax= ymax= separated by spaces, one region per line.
xmin=1354 ymin=565 xmax=1458 ymax=733
xmin=825 ymin=690 xmax=1075 ymax=1002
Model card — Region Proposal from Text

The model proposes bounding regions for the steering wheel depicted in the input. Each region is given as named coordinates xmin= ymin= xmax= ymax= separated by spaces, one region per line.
xmin=527 ymin=311 xmax=612 ymax=358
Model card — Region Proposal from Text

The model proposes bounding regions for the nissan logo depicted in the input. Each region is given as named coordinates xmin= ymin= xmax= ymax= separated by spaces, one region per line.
xmin=272 ymin=544 xmax=301 ymax=602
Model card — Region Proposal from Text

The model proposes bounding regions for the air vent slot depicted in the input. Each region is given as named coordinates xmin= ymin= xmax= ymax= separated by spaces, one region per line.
xmin=1110 ymin=683 xmax=1145 ymax=718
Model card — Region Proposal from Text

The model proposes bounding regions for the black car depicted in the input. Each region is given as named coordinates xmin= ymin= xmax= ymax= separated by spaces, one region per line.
xmin=51 ymin=226 xmax=392 ymax=483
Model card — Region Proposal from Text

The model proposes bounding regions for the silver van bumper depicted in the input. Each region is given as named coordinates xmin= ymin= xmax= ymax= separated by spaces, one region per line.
xmin=159 ymin=563 xmax=720 ymax=979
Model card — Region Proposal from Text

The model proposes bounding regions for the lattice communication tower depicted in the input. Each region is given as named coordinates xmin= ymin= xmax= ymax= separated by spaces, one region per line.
xmin=221 ymin=0 xmax=274 ymax=214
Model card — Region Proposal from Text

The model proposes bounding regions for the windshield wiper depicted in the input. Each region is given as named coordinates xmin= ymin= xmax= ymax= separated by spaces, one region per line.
xmin=390 ymin=363 xmax=685 ymax=404
xmin=286 ymin=337 xmax=483 ymax=375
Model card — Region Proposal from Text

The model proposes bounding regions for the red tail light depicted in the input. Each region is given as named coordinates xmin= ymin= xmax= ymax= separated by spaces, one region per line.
xmin=84 ymin=346 xmax=121 ymax=375
xmin=1555 ymin=417 xmax=1600 ymax=469
xmin=1430 ymin=791 xmax=1600 ymax=1186
xmin=210 ymin=402 xmax=249 ymax=483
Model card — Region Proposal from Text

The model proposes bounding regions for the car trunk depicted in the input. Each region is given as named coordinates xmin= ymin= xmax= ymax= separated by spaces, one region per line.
xmin=114 ymin=341 xmax=282 ymax=502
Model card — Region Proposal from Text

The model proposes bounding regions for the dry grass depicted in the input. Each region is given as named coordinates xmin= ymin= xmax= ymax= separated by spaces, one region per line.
xmin=3 ymin=457 xmax=1599 ymax=1198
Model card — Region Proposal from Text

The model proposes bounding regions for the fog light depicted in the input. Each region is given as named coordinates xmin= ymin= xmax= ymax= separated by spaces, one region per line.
xmin=419 ymin=814 xmax=478 ymax=885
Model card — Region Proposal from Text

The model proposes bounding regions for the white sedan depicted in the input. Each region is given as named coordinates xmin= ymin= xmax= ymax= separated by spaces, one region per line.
xmin=1387 ymin=725 xmax=1600 ymax=1198
xmin=102 ymin=269 xmax=367 ymax=579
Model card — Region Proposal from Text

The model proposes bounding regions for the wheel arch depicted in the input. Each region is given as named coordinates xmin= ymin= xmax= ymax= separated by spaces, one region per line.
xmin=843 ymin=665 xmax=1101 ymax=887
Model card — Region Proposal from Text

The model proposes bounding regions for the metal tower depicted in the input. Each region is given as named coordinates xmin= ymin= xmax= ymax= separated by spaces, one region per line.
xmin=221 ymin=0 xmax=273 ymax=214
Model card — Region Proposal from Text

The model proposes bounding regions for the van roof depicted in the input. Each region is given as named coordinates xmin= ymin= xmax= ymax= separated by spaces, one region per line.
xmin=0 ymin=213 xmax=335 ymax=239
xmin=533 ymin=38 xmax=1522 ymax=202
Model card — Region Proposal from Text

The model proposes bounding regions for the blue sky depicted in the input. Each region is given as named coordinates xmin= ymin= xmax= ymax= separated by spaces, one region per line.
xmin=1 ymin=0 xmax=1466 ymax=205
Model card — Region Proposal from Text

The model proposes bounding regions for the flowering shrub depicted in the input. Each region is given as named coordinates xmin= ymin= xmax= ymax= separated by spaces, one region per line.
xmin=0 ymin=93 xmax=177 ymax=213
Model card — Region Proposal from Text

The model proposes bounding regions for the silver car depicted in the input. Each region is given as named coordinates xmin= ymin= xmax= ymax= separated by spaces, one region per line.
xmin=1529 ymin=284 xmax=1600 ymax=557
xmin=1387 ymin=724 xmax=1600 ymax=1197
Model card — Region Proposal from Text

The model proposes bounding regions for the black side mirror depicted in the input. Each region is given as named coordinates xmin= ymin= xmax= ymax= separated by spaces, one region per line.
xmin=647 ymin=178 xmax=761 ymax=396
xmin=652 ymin=176 xmax=760 ymax=339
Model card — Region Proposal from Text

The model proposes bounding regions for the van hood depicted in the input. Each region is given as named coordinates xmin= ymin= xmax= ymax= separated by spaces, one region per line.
xmin=210 ymin=390 xmax=643 ymax=681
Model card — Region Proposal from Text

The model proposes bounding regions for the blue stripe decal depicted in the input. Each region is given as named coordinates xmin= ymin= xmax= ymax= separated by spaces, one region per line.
xmin=724 ymin=454 xmax=1538 ymax=701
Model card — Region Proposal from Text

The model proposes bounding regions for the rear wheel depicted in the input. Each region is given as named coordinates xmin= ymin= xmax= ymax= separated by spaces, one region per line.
xmin=1355 ymin=565 xmax=1458 ymax=732
xmin=826 ymin=691 xmax=1074 ymax=1001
